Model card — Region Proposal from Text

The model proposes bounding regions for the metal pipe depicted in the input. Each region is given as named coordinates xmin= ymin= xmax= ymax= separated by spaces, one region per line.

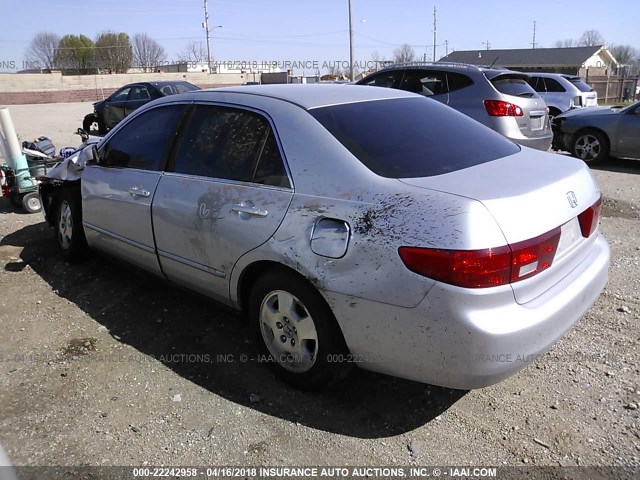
xmin=348 ymin=0 xmax=354 ymax=82
xmin=0 ymin=107 xmax=32 ymax=189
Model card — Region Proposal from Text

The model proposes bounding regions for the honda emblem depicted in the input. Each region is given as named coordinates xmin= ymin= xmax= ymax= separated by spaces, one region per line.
xmin=566 ymin=191 xmax=578 ymax=208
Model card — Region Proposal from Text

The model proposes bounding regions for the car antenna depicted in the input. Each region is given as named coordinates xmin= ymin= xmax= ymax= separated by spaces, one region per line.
xmin=489 ymin=57 xmax=500 ymax=69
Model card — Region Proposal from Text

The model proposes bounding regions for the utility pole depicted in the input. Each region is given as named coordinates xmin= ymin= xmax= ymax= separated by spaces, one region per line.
xmin=348 ymin=0 xmax=355 ymax=81
xmin=203 ymin=0 xmax=212 ymax=73
xmin=445 ymin=40 xmax=449 ymax=57
xmin=482 ymin=41 xmax=491 ymax=50
xmin=432 ymin=6 xmax=437 ymax=62
xmin=531 ymin=20 xmax=537 ymax=49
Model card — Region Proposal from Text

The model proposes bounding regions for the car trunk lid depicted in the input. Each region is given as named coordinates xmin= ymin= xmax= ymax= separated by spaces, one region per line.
xmin=399 ymin=148 xmax=602 ymax=304
xmin=489 ymin=73 xmax=549 ymax=138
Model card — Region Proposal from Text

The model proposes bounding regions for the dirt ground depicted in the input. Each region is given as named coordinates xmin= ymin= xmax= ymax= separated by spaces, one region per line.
xmin=0 ymin=103 xmax=639 ymax=474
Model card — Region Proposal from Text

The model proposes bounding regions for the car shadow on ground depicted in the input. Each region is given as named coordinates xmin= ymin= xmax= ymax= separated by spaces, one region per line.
xmin=1 ymin=221 xmax=467 ymax=439
xmin=590 ymin=156 xmax=640 ymax=175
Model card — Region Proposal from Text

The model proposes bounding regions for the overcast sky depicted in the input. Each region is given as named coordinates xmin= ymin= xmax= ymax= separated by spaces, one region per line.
xmin=0 ymin=0 xmax=638 ymax=72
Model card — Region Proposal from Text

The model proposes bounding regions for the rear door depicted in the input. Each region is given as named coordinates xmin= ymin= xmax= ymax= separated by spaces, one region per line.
xmin=82 ymin=104 xmax=189 ymax=274
xmin=152 ymin=104 xmax=293 ymax=303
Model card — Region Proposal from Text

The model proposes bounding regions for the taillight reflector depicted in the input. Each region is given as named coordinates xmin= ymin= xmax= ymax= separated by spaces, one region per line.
xmin=578 ymin=195 xmax=603 ymax=238
xmin=399 ymin=227 xmax=561 ymax=288
xmin=484 ymin=100 xmax=524 ymax=117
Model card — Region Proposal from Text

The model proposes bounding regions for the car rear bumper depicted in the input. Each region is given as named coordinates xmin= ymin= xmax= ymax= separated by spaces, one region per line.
xmin=509 ymin=132 xmax=553 ymax=151
xmin=326 ymin=233 xmax=609 ymax=389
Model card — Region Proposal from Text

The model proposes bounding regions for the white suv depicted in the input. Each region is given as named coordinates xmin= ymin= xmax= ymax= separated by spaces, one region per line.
xmin=526 ymin=73 xmax=598 ymax=119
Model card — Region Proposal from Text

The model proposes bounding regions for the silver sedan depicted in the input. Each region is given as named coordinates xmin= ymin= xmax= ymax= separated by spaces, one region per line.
xmin=42 ymin=84 xmax=610 ymax=390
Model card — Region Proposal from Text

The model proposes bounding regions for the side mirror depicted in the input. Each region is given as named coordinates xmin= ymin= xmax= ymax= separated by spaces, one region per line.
xmin=82 ymin=145 xmax=100 ymax=165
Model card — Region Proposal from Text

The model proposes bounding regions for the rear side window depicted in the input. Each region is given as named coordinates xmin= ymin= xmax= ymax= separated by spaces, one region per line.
xmin=569 ymin=78 xmax=593 ymax=92
xmin=491 ymin=75 xmax=537 ymax=97
xmin=447 ymin=72 xmax=473 ymax=92
xmin=400 ymin=70 xmax=447 ymax=96
xmin=172 ymin=105 xmax=290 ymax=187
xmin=310 ymin=97 xmax=519 ymax=178
xmin=544 ymin=78 xmax=566 ymax=93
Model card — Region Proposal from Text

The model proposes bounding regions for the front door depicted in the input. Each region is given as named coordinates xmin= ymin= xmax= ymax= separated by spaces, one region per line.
xmin=617 ymin=105 xmax=640 ymax=158
xmin=82 ymin=104 xmax=189 ymax=274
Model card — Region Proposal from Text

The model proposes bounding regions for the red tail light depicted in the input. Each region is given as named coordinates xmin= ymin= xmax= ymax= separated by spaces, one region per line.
xmin=578 ymin=195 xmax=603 ymax=238
xmin=399 ymin=227 xmax=561 ymax=288
xmin=484 ymin=100 xmax=524 ymax=117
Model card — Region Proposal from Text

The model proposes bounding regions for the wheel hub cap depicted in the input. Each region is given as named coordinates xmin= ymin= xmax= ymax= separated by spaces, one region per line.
xmin=259 ymin=290 xmax=318 ymax=373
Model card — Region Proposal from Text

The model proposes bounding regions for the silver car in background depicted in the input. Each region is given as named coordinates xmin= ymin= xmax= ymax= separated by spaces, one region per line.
xmin=526 ymin=72 xmax=598 ymax=119
xmin=41 ymin=85 xmax=608 ymax=390
xmin=357 ymin=62 xmax=553 ymax=150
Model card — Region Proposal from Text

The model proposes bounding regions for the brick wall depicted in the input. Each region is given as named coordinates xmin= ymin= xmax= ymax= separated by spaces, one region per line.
xmin=0 ymin=71 xmax=247 ymax=105
xmin=0 ymin=84 xmax=234 ymax=105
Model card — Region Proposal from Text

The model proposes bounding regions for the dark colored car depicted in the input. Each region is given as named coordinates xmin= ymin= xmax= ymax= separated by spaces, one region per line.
xmin=552 ymin=101 xmax=640 ymax=164
xmin=82 ymin=81 xmax=200 ymax=134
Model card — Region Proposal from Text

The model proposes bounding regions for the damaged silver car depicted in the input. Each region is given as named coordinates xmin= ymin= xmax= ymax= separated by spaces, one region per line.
xmin=40 ymin=85 xmax=609 ymax=390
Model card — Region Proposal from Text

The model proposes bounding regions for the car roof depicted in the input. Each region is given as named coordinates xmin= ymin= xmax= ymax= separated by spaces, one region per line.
xmin=525 ymin=72 xmax=580 ymax=80
xmin=363 ymin=62 xmax=526 ymax=80
xmin=188 ymin=84 xmax=417 ymax=109
xmin=149 ymin=80 xmax=194 ymax=86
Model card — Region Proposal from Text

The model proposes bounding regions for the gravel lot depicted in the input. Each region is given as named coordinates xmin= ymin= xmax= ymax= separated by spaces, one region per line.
xmin=0 ymin=103 xmax=639 ymax=474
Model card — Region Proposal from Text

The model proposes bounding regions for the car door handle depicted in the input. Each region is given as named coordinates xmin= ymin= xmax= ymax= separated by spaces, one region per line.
xmin=231 ymin=204 xmax=268 ymax=217
xmin=128 ymin=187 xmax=150 ymax=198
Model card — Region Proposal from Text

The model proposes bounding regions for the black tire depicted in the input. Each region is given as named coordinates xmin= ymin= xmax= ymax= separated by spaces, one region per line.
xmin=9 ymin=191 xmax=22 ymax=208
xmin=548 ymin=107 xmax=562 ymax=124
xmin=249 ymin=270 xmax=352 ymax=390
xmin=571 ymin=129 xmax=609 ymax=165
xmin=21 ymin=191 xmax=42 ymax=213
xmin=82 ymin=115 xmax=95 ymax=133
xmin=97 ymin=117 xmax=107 ymax=135
xmin=54 ymin=190 xmax=89 ymax=261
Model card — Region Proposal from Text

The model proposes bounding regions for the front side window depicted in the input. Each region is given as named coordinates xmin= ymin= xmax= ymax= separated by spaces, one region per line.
xmin=359 ymin=71 xmax=402 ymax=89
xmin=111 ymin=87 xmax=131 ymax=102
xmin=172 ymin=105 xmax=290 ymax=187
xmin=129 ymin=85 xmax=151 ymax=100
xmin=100 ymin=105 xmax=187 ymax=170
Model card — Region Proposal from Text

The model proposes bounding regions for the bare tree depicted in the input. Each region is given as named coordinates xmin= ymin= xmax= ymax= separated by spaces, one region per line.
xmin=132 ymin=33 xmax=166 ymax=72
xmin=371 ymin=50 xmax=388 ymax=70
xmin=554 ymin=39 xmax=576 ymax=48
xmin=610 ymin=44 xmax=639 ymax=75
xmin=179 ymin=41 xmax=207 ymax=63
xmin=393 ymin=44 xmax=416 ymax=64
xmin=609 ymin=44 xmax=637 ymax=65
xmin=578 ymin=30 xmax=605 ymax=47
xmin=95 ymin=32 xmax=133 ymax=73
xmin=25 ymin=32 xmax=60 ymax=70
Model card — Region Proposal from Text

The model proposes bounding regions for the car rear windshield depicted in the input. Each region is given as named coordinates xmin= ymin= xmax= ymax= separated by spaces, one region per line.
xmin=569 ymin=78 xmax=593 ymax=92
xmin=309 ymin=97 xmax=520 ymax=178
xmin=490 ymin=75 xmax=536 ymax=98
